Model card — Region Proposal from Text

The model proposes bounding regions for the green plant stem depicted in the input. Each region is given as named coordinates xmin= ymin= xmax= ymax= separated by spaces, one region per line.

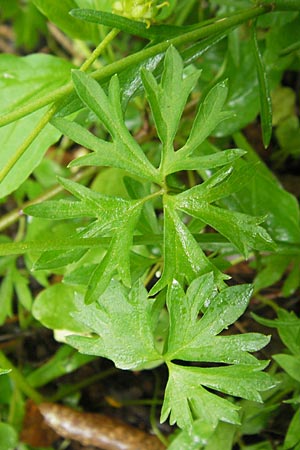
xmin=0 ymin=167 xmax=96 ymax=232
xmin=0 ymin=233 xmax=231 ymax=256
xmin=150 ymin=371 xmax=169 ymax=447
xmin=258 ymin=0 xmax=300 ymax=10
xmin=0 ymin=30 xmax=120 ymax=185
xmin=255 ymin=293 xmax=280 ymax=312
xmin=144 ymin=262 xmax=162 ymax=287
xmin=0 ymin=351 xmax=44 ymax=404
xmin=79 ymin=28 xmax=120 ymax=71
xmin=0 ymin=104 xmax=57 ymax=184
xmin=0 ymin=5 xmax=274 ymax=129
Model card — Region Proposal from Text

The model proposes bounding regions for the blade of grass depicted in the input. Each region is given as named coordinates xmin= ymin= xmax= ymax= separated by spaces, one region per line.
xmin=251 ymin=21 xmax=272 ymax=148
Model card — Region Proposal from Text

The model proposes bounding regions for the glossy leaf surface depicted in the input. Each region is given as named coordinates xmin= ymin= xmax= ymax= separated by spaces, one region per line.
xmin=68 ymin=280 xmax=163 ymax=370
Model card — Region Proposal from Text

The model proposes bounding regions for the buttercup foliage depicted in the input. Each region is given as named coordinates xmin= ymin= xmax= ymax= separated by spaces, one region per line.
xmin=0 ymin=1 xmax=300 ymax=448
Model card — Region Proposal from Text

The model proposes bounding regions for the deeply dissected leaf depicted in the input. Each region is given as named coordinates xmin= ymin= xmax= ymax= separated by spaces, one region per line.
xmin=26 ymin=177 xmax=145 ymax=301
xmin=167 ymin=148 xmax=245 ymax=174
xmin=165 ymin=275 xmax=269 ymax=363
xmin=175 ymin=80 xmax=231 ymax=158
xmin=67 ymin=280 xmax=163 ymax=370
xmin=141 ymin=46 xmax=200 ymax=165
xmin=162 ymin=361 xmax=274 ymax=431
xmin=52 ymin=71 xmax=161 ymax=183
xmin=161 ymin=362 xmax=241 ymax=430
xmin=159 ymin=275 xmax=274 ymax=431
xmin=150 ymin=196 xmax=227 ymax=294
xmin=175 ymin=166 xmax=274 ymax=257
xmin=84 ymin=201 xmax=143 ymax=303
xmin=176 ymin=199 xmax=274 ymax=257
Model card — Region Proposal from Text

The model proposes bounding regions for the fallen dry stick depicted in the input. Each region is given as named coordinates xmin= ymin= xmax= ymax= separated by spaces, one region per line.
xmin=37 ymin=402 xmax=166 ymax=450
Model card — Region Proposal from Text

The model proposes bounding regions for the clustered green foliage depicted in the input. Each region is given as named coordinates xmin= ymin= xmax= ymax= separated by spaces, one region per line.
xmin=0 ymin=1 xmax=300 ymax=449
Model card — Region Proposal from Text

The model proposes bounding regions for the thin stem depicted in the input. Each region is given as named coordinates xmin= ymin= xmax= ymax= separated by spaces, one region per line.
xmin=0 ymin=5 xmax=273 ymax=129
xmin=144 ymin=262 xmax=162 ymax=287
xmin=0 ymin=167 xmax=96 ymax=232
xmin=80 ymin=28 xmax=120 ymax=71
xmin=150 ymin=371 xmax=169 ymax=447
xmin=0 ymin=351 xmax=44 ymax=403
xmin=257 ymin=0 xmax=300 ymax=10
xmin=0 ymin=30 xmax=120 ymax=185
xmin=0 ymin=104 xmax=57 ymax=183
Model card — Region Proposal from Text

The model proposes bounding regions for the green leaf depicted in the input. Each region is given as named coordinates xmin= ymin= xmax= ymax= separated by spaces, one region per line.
xmin=67 ymin=280 xmax=163 ymax=370
xmin=141 ymin=46 xmax=200 ymax=166
xmin=0 ymin=54 xmax=72 ymax=197
xmin=168 ymin=419 xmax=216 ymax=449
xmin=273 ymin=354 xmax=300 ymax=382
xmin=160 ymin=276 xmax=274 ymax=431
xmin=284 ymin=407 xmax=300 ymax=450
xmin=161 ymin=362 xmax=241 ymax=430
xmin=31 ymin=0 xmax=100 ymax=42
xmin=251 ymin=24 xmax=272 ymax=148
xmin=0 ymin=423 xmax=18 ymax=450
xmin=26 ymin=177 xmax=140 ymax=229
xmin=150 ymin=196 xmax=227 ymax=294
xmin=54 ymin=71 xmax=160 ymax=183
xmin=254 ymin=254 xmax=291 ymax=293
xmin=175 ymin=167 xmax=274 ymax=257
xmin=178 ymin=201 xmax=273 ymax=257
xmin=27 ymin=345 xmax=94 ymax=388
xmin=32 ymin=284 xmax=88 ymax=333
xmin=165 ymin=275 xmax=269 ymax=363
xmin=85 ymin=201 xmax=143 ymax=303
xmin=162 ymin=361 xmax=274 ymax=431
xmin=175 ymin=80 xmax=231 ymax=159
xmin=70 ymin=8 xmax=187 ymax=40
xmin=166 ymin=148 xmax=246 ymax=174
xmin=252 ymin=308 xmax=300 ymax=356
xmin=205 ymin=422 xmax=236 ymax=450
xmin=0 ymin=263 xmax=14 ymax=325
xmin=226 ymin=134 xmax=300 ymax=243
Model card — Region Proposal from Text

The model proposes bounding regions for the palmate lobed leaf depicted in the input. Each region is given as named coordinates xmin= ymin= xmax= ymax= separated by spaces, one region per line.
xmin=67 ymin=280 xmax=163 ymax=370
xmin=26 ymin=177 xmax=145 ymax=298
xmin=160 ymin=274 xmax=274 ymax=431
xmin=174 ymin=166 xmax=274 ymax=257
xmin=67 ymin=273 xmax=273 ymax=433
xmin=161 ymin=362 xmax=241 ymax=430
xmin=161 ymin=361 xmax=274 ymax=431
xmin=165 ymin=274 xmax=270 ymax=363
xmin=52 ymin=71 xmax=161 ymax=183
